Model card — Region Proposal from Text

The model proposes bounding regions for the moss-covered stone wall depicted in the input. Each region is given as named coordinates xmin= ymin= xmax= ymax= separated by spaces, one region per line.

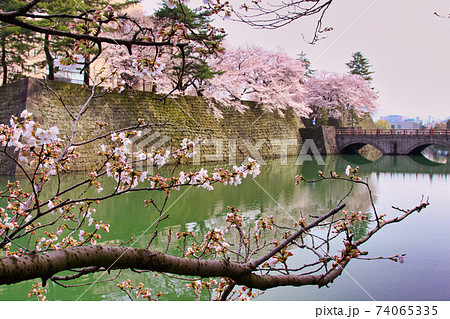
xmin=0 ymin=78 xmax=30 ymax=175
xmin=0 ymin=78 xmax=305 ymax=175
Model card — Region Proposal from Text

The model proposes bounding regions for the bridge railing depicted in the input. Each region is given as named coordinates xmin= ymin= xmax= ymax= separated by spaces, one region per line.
xmin=335 ymin=128 xmax=450 ymax=136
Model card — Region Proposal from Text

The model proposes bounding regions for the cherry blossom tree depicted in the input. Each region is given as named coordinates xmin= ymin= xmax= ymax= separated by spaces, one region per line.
xmin=0 ymin=0 xmax=427 ymax=302
xmin=304 ymin=71 xmax=378 ymax=125
xmin=0 ymin=0 xmax=230 ymax=90
xmin=102 ymin=2 xmax=226 ymax=94
xmin=202 ymin=45 xmax=309 ymax=118
xmin=101 ymin=10 xmax=166 ymax=91
xmin=153 ymin=2 xmax=227 ymax=95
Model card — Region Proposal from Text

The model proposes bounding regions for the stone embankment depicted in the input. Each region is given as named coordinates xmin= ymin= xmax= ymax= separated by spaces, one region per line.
xmin=0 ymin=78 xmax=306 ymax=175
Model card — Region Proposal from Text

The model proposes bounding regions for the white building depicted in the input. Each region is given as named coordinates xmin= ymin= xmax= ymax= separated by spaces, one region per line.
xmin=389 ymin=121 xmax=421 ymax=129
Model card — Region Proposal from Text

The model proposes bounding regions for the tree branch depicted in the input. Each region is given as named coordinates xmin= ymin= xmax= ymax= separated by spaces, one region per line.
xmin=0 ymin=243 xmax=351 ymax=291
xmin=248 ymin=203 xmax=345 ymax=269
xmin=0 ymin=15 xmax=173 ymax=49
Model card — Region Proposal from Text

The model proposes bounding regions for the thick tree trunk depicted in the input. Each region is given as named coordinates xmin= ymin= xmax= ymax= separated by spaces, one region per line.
xmin=0 ymin=245 xmax=349 ymax=290
xmin=0 ymin=246 xmax=252 ymax=286
xmin=0 ymin=204 xmax=348 ymax=289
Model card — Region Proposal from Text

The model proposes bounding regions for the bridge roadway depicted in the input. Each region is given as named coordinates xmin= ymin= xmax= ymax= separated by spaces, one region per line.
xmin=336 ymin=128 xmax=450 ymax=155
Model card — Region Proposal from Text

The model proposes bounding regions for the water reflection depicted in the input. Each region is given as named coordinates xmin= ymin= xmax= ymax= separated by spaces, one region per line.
xmin=0 ymin=155 xmax=449 ymax=301
xmin=422 ymin=145 xmax=449 ymax=164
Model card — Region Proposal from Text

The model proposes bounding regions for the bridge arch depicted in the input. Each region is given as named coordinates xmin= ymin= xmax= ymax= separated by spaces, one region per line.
xmin=338 ymin=140 xmax=385 ymax=155
xmin=335 ymin=128 xmax=450 ymax=155
xmin=404 ymin=142 xmax=448 ymax=155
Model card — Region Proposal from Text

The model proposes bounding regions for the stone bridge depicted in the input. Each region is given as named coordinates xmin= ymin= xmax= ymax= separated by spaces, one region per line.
xmin=335 ymin=128 xmax=450 ymax=155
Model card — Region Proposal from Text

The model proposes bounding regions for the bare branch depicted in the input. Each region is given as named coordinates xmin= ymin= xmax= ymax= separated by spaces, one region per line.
xmin=248 ymin=203 xmax=345 ymax=269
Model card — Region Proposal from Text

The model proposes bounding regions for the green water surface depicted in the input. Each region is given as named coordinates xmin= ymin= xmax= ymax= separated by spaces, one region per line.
xmin=0 ymin=155 xmax=449 ymax=301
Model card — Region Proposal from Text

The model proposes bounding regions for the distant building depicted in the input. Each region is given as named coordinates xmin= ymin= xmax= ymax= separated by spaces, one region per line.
xmin=53 ymin=55 xmax=85 ymax=85
xmin=389 ymin=121 xmax=421 ymax=129
xmin=379 ymin=114 xmax=423 ymax=129
xmin=381 ymin=115 xmax=403 ymax=123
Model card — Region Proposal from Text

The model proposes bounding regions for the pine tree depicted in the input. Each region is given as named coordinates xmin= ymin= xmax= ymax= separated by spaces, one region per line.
xmin=0 ymin=1 xmax=36 ymax=85
xmin=298 ymin=51 xmax=315 ymax=78
xmin=344 ymin=52 xmax=375 ymax=127
xmin=346 ymin=51 xmax=374 ymax=82
xmin=154 ymin=3 xmax=226 ymax=95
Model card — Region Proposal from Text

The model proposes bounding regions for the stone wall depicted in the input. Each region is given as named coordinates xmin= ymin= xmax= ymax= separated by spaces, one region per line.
xmin=299 ymin=126 xmax=338 ymax=155
xmin=0 ymin=78 xmax=305 ymax=175
xmin=0 ymin=78 xmax=30 ymax=175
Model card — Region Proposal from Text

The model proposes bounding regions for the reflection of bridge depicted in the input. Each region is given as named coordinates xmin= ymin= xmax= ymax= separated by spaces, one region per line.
xmin=337 ymin=155 xmax=450 ymax=176
xmin=336 ymin=128 xmax=450 ymax=155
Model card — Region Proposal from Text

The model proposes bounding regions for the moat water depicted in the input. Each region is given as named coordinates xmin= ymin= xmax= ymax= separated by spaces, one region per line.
xmin=0 ymin=155 xmax=449 ymax=301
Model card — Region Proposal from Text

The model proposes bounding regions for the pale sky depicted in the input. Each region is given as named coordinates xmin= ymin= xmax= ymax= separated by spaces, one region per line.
xmin=143 ymin=0 xmax=450 ymax=121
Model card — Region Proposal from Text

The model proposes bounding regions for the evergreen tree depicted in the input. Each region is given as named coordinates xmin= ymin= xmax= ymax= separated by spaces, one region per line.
xmin=1 ymin=0 xmax=137 ymax=85
xmin=36 ymin=0 xmax=137 ymax=85
xmin=298 ymin=51 xmax=315 ymax=78
xmin=344 ymin=52 xmax=375 ymax=126
xmin=0 ymin=1 xmax=35 ymax=85
xmin=154 ymin=3 xmax=226 ymax=95
xmin=315 ymin=107 xmax=329 ymax=126
xmin=0 ymin=28 xmax=34 ymax=85
xmin=33 ymin=0 xmax=78 ymax=81
xmin=346 ymin=51 xmax=374 ymax=82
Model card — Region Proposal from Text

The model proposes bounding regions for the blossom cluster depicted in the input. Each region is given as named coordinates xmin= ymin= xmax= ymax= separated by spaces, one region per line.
xmin=117 ymin=280 xmax=164 ymax=301
xmin=99 ymin=130 xmax=150 ymax=192
xmin=333 ymin=241 xmax=362 ymax=266
xmin=1 ymin=110 xmax=77 ymax=176
xmin=233 ymin=286 xmax=260 ymax=301
xmin=99 ymin=128 xmax=261 ymax=194
xmin=0 ymin=181 xmax=32 ymax=237
xmin=176 ymin=230 xmax=195 ymax=240
xmin=68 ymin=5 xmax=118 ymax=36
xmin=157 ymin=21 xmax=188 ymax=46
xmin=263 ymin=244 xmax=294 ymax=269
xmin=182 ymin=278 xmax=217 ymax=300
xmin=345 ymin=165 xmax=362 ymax=181
xmin=177 ymin=157 xmax=261 ymax=192
xmin=213 ymin=280 xmax=260 ymax=301
xmin=27 ymin=200 xmax=110 ymax=253
xmin=393 ymin=254 xmax=405 ymax=264
xmin=190 ymin=228 xmax=229 ymax=256
xmin=256 ymin=215 xmax=274 ymax=230
xmin=344 ymin=210 xmax=369 ymax=223
xmin=0 ymin=110 xmax=86 ymax=256
xmin=332 ymin=210 xmax=370 ymax=235
xmin=28 ymin=282 xmax=47 ymax=301
xmin=225 ymin=206 xmax=243 ymax=233
xmin=132 ymin=56 xmax=166 ymax=79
